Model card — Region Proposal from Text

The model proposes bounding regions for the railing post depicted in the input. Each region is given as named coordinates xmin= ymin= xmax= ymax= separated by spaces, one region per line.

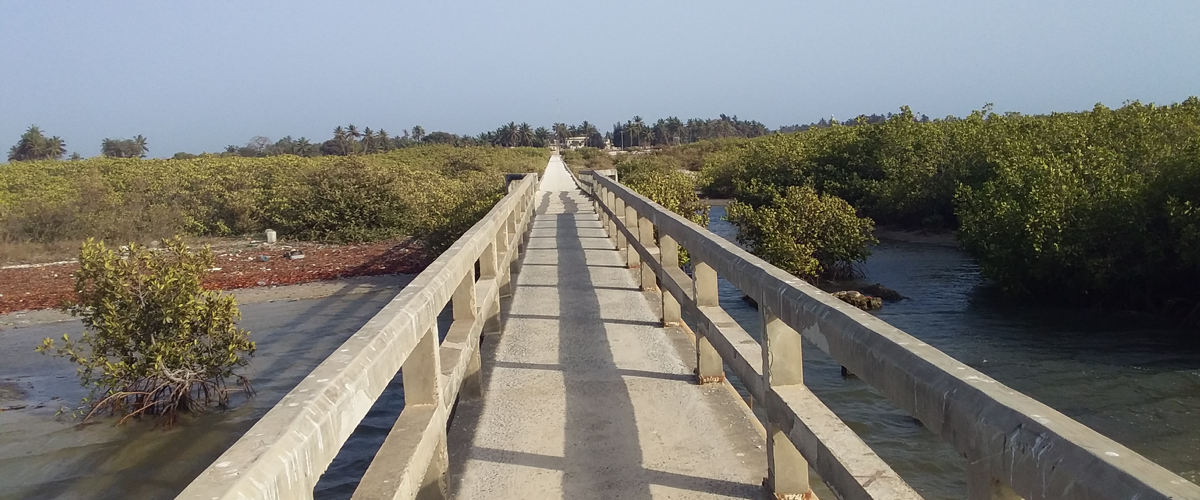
xmin=625 ymin=204 xmax=640 ymax=269
xmin=638 ymin=215 xmax=657 ymax=291
xmin=402 ymin=324 xmax=447 ymax=499
xmin=613 ymin=196 xmax=627 ymax=252
xmin=967 ymin=460 xmax=1024 ymax=500
xmin=605 ymin=189 xmax=618 ymax=243
xmin=454 ymin=270 xmax=482 ymax=399
xmin=480 ymin=238 xmax=501 ymax=335
xmin=693 ymin=257 xmax=724 ymax=384
xmin=762 ymin=308 xmax=812 ymax=498
xmin=500 ymin=211 xmax=517 ymax=297
xmin=660 ymin=235 xmax=681 ymax=326
xmin=598 ymin=185 xmax=610 ymax=233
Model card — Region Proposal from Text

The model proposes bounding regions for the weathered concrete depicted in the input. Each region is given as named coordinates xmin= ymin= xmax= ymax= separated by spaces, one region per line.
xmin=582 ymin=172 xmax=1200 ymax=500
xmin=448 ymin=156 xmax=767 ymax=499
xmin=178 ymin=173 xmax=539 ymax=500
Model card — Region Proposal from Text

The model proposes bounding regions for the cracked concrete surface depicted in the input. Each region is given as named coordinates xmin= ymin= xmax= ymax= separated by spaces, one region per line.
xmin=448 ymin=156 xmax=767 ymax=499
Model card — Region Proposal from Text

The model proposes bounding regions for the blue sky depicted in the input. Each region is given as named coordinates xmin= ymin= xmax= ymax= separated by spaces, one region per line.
xmin=2 ymin=0 xmax=1198 ymax=157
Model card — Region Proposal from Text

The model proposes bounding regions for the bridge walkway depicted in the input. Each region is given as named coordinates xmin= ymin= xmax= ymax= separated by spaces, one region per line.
xmin=446 ymin=157 xmax=768 ymax=499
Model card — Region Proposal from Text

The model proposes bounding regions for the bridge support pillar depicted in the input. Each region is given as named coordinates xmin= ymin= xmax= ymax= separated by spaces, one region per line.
xmin=694 ymin=259 xmax=724 ymax=384
xmin=762 ymin=309 xmax=813 ymax=498
xmin=660 ymin=235 xmax=681 ymax=325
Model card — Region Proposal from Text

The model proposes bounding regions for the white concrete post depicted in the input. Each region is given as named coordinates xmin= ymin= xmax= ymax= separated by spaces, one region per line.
xmin=637 ymin=215 xmax=656 ymax=291
xmin=605 ymin=189 xmax=618 ymax=243
xmin=453 ymin=270 xmax=482 ymax=399
xmin=693 ymin=258 xmax=724 ymax=384
xmin=500 ymin=211 xmax=516 ymax=298
xmin=480 ymin=239 xmax=501 ymax=335
xmin=625 ymin=204 xmax=641 ymax=269
xmin=660 ymin=235 xmax=680 ymax=326
xmin=761 ymin=308 xmax=812 ymax=497
xmin=613 ymin=196 xmax=627 ymax=252
xmin=403 ymin=324 xmax=448 ymax=499
xmin=598 ymin=185 xmax=610 ymax=231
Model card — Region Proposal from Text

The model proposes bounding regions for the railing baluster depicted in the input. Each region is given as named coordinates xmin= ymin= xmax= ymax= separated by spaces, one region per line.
xmin=625 ymin=204 xmax=640 ymax=268
xmin=402 ymin=324 xmax=447 ymax=499
xmin=762 ymin=308 xmax=812 ymax=497
xmin=454 ymin=268 xmax=482 ymax=399
xmin=692 ymin=257 xmax=724 ymax=384
xmin=500 ymin=211 xmax=516 ymax=297
xmin=660 ymin=235 xmax=681 ymax=326
xmin=638 ymin=215 xmax=657 ymax=291
xmin=480 ymin=237 xmax=501 ymax=335
xmin=613 ymin=196 xmax=627 ymax=252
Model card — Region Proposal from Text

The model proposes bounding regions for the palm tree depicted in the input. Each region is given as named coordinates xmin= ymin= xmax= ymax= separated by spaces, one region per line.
xmin=332 ymin=126 xmax=349 ymax=155
xmin=8 ymin=126 xmax=66 ymax=161
xmin=362 ymin=127 xmax=376 ymax=153
xmin=377 ymin=129 xmax=391 ymax=151
xmin=552 ymin=122 xmax=569 ymax=146
xmin=517 ymin=123 xmax=534 ymax=147
xmin=534 ymin=126 xmax=551 ymax=147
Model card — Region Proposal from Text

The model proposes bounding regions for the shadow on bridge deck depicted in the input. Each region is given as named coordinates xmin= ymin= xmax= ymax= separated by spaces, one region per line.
xmin=447 ymin=160 xmax=767 ymax=500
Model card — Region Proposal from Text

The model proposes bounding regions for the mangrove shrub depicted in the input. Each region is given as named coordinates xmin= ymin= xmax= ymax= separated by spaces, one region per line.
xmin=38 ymin=237 xmax=256 ymax=425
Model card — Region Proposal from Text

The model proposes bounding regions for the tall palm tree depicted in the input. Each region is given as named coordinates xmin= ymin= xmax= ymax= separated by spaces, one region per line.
xmin=552 ymin=122 xmax=569 ymax=146
xmin=517 ymin=123 xmax=534 ymax=147
xmin=377 ymin=129 xmax=391 ymax=151
xmin=333 ymin=126 xmax=350 ymax=155
xmin=362 ymin=127 xmax=376 ymax=153
xmin=8 ymin=125 xmax=66 ymax=161
xmin=534 ymin=126 xmax=551 ymax=147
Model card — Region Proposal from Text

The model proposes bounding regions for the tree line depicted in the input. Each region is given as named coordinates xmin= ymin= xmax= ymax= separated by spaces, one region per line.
xmin=5 ymin=113 xmax=794 ymax=162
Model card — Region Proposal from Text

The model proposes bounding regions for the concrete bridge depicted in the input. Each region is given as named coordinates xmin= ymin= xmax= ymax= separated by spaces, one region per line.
xmin=179 ymin=156 xmax=1200 ymax=500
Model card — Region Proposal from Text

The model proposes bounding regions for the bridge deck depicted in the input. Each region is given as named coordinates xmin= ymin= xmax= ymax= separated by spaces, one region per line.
xmin=447 ymin=157 xmax=767 ymax=499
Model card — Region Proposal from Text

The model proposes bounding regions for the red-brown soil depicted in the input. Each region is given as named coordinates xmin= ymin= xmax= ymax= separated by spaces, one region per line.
xmin=0 ymin=239 xmax=427 ymax=314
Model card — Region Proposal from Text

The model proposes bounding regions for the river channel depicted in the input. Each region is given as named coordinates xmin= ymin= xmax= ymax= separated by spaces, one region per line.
xmin=704 ymin=205 xmax=1200 ymax=499
xmin=2 ymin=209 xmax=1197 ymax=499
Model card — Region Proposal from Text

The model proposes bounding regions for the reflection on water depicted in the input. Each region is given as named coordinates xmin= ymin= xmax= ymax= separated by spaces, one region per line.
xmin=705 ymin=206 xmax=1200 ymax=499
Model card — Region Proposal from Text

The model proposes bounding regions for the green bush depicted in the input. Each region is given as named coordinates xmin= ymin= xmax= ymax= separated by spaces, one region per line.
xmin=615 ymin=154 xmax=708 ymax=227
xmin=956 ymin=99 xmax=1200 ymax=312
xmin=38 ymin=237 xmax=256 ymax=425
xmin=0 ymin=146 xmax=547 ymax=252
xmin=726 ymin=186 xmax=876 ymax=281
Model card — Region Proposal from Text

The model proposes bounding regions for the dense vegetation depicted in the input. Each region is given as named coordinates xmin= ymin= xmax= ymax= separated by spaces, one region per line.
xmin=697 ymin=98 xmax=1200 ymax=322
xmin=0 ymin=146 xmax=547 ymax=254
xmin=39 ymin=237 xmax=255 ymax=425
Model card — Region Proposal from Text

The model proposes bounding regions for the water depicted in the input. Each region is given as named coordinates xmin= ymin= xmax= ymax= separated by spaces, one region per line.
xmin=4 ymin=214 xmax=1199 ymax=499
xmin=0 ymin=284 xmax=432 ymax=500
xmin=704 ymin=206 xmax=1200 ymax=498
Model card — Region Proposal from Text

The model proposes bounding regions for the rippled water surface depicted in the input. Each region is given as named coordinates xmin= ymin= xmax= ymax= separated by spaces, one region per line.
xmin=3 ymin=209 xmax=1198 ymax=499
xmin=705 ymin=206 xmax=1200 ymax=499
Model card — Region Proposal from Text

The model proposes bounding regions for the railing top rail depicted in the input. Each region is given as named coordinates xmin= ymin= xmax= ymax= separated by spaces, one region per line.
xmin=583 ymin=171 xmax=1200 ymax=500
xmin=178 ymin=173 xmax=539 ymax=500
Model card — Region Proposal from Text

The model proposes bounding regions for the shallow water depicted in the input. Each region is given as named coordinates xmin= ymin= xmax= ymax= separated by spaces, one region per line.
xmin=3 ymin=211 xmax=1198 ymax=499
xmin=705 ymin=206 xmax=1200 ymax=499
xmin=0 ymin=284 xmax=430 ymax=500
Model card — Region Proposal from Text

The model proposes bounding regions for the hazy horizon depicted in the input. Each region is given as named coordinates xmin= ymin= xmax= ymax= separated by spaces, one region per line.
xmin=3 ymin=0 xmax=1198 ymax=158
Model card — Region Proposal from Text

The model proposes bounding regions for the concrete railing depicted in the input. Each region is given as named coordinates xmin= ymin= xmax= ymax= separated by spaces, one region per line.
xmin=179 ymin=173 xmax=539 ymax=500
xmin=576 ymin=171 xmax=1200 ymax=500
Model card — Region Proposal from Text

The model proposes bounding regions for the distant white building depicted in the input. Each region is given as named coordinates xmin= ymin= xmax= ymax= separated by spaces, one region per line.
xmin=565 ymin=136 xmax=588 ymax=149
